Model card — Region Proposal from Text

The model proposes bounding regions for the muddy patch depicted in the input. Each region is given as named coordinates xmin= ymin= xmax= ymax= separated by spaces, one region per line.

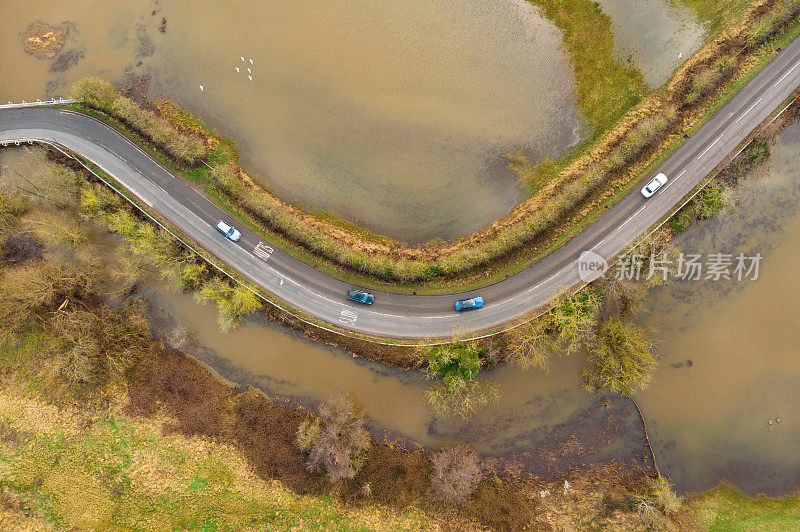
xmin=48 ymin=48 xmax=85 ymax=73
xmin=19 ymin=21 xmax=70 ymax=60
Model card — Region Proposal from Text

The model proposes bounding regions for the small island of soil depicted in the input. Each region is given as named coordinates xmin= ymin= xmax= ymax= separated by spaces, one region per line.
xmin=19 ymin=20 xmax=70 ymax=60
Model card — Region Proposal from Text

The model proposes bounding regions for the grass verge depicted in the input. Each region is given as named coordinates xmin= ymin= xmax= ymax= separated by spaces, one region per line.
xmin=50 ymin=0 xmax=800 ymax=297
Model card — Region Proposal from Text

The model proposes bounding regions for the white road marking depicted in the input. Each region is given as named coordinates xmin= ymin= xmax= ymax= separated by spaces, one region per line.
xmin=661 ymin=169 xmax=685 ymax=194
xmin=253 ymin=242 xmax=273 ymax=262
xmin=338 ymin=309 xmax=358 ymax=325
xmin=736 ymin=98 xmax=763 ymax=123
xmin=698 ymin=134 xmax=724 ymax=159
xmin=777 ymin=61 xmax=800 ymax=85
xmin=619 ymin=215 xmax=635 ymax=230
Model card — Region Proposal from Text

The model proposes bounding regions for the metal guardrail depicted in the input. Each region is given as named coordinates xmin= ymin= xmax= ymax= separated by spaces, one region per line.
xmin=0 ymin=138 xmax=38 ymax=147
xmin=0 ymin=98 xmax=795 ymax=346
xmin=0 ymin=98 xmax=74 ymax=110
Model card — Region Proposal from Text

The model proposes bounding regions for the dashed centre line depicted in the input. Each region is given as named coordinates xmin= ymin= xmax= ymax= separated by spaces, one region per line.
xmin=736 ymin=98 xmax=763 ymax=123
xmin=777 ymin=61 xmax=800 ymax=85
xmin=698 ymin=134 xmax=724 ymax=159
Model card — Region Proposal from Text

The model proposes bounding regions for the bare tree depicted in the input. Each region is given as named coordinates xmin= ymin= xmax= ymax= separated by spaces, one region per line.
xmin=297 ymin=394 xmax=371 ymax=483
xmin=430 ymin=445 xmax=482 ymax=505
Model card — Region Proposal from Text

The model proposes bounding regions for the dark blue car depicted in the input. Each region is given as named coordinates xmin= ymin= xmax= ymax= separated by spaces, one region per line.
xmin=347 ymin=289 xmax=374 ymax=305
xmin=455 ymin=296 xmax=484 ymax=311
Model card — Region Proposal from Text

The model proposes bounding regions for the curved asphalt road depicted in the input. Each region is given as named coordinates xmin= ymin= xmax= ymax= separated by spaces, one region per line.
xmin=2 ymin=37 xmax=800 ymax=339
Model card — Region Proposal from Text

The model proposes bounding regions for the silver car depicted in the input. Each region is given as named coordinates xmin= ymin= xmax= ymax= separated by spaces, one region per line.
xmin=641 ymin=173 xmax=668 ymax=198
xmin=216 ymin=220 xmax=242 ymax=242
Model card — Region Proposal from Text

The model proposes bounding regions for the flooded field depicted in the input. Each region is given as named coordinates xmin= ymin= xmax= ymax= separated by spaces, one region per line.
xmin=144 ymin=281 xmax=648 ymax=475
xmin=639 ymin=119 xmax=800 ymax=496
xmin=1 ymin=0 xmax=702 ymax=242
xmin=595 ymin=0 xmax=705 ymax=87
xmin=1 ymin=0 xmax=582 ymax=242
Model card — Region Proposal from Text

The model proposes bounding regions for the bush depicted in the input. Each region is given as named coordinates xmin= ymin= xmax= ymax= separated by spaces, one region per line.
xmin=424 ymin=340 xmax=500 ymax=419
xmin=583 ymin=317 xmax=657 ymax=396
xmin=427 ymin=341 xmax=484 ymax=391
xmin=549 ymin=290 xmax=602 ymax=354
xmin=298 ymin=394 xmax=371 ymax=483
xmin=194 ymin=280 xmax=261 ymax=332
xmin=424 ymin=379 xmax=501 ymax=420
xmin=49 ymin=303 xmax=151 ymax=389
xmin=72 ymin=77 xmax=206 ymax=166
xmin=0 ymin=262 xmax=99 ymax=342
xmin=295 ymin=419 xmax=321 ymax=452
xmin=430 ymin=445 xmax=482 ymax=505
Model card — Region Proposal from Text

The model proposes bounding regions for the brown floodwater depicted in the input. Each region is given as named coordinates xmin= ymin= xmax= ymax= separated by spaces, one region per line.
xmin=142 ymin=280 xmax=648 ymax=475
xmin=639 ymin=119 xmax=800 ymax=496
xmin=1 ymin=0 xmax=584 ymax=242
xmin=0 ymin=0 xmax=704 ymax=242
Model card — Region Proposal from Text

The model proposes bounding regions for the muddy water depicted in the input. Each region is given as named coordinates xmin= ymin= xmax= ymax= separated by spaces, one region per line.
xmin=639 ymin=120 xmax=800 ymax=495
xmin=143 ymin=281 xmax=647 ymax=472
xmin=1 ymin=0 xmax=583 ymax=243
xmin=594 ymin=0 xmax=705 ymax=87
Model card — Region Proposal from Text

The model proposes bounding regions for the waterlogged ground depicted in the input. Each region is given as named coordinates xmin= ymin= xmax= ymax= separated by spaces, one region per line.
xmin=595 ymin=0 xmax=705 ymax=87
xmin=144 ymin=282 xmax=650 ymax=476
xmin=1 ymin=0 xmax=581 ymax=242
xmin=1 ymin=0 xmax=702 ymax=242
xmin=639 ymin=119 xmax=800 ymax=496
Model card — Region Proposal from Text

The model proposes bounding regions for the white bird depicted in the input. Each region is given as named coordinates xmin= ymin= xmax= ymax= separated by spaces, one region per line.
xmin=248 ymin=75 xmax=253 ymax=81
xmin=199 ymin=85 xmax=204 ymax=91
xmin=241 ymin=56 xmax=245 ymax=62
xmin=249 ymin=58 xmax=253 ymax=64
xmin=247 ymin=67 xmax=251 ymax=73
xmin=235 ymin=67 xmax=240 ymax=72
xmin=677 ymin=52 xmax=683 ymax=59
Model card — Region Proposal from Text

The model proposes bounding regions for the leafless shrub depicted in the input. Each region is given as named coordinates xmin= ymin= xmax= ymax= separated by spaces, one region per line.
xmin=299 ymin=394 xmax=371 ymax=483
xmin=49 ymin=303 xmax=151 ymax=388
xmin=506 ymin=319 xmax=554 ymax=371
xmin=0 ymin=149 xmax=77 ymax=209
xmin=0 ymin=262 xmax=98 ymax=341
xmin=430 ymin=445 xmax=482 ymax=505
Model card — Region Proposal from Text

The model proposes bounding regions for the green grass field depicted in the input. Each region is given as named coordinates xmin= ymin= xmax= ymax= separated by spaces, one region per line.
xmin=687 ymin=484 xmax=800 ymax=531
xmin=0 ymin=383 xmax=431 ymax=531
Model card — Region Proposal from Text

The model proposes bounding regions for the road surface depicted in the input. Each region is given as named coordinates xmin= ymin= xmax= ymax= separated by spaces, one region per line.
xmin=2 ymin=37 xmax=800 ymax=339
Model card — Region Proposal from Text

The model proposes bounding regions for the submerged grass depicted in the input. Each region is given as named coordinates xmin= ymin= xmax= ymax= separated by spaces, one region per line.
xmin=676 ymin=0 xmax=756 ymax=33
xmin=528 ymin=0 xmax=646 ymax=136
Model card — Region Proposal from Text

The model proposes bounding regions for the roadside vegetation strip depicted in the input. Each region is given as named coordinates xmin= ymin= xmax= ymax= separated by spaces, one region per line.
xmin=59 ymin=0 xmax=800 ymax=296
xmin=71 ymin=77 xmax=207 ymax=166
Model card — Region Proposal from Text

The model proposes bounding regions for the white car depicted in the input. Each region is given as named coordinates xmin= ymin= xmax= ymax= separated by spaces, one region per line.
xmin=216 ymin=220 xmax=241 ymax=242
xmin=641 ymin=173 xmax=668 ymax=198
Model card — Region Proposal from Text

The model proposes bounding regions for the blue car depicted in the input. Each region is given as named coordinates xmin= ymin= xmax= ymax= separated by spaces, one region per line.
xmin=347 ymin=288 xmax=374 ymax=305
xmin=455 ymin=296 xmax=484 ymax=311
